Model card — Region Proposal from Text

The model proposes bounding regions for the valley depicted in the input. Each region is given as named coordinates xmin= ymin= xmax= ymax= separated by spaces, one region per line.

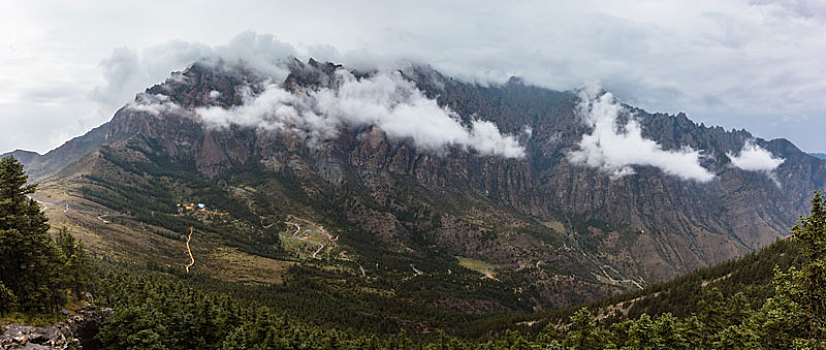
xmin=2 ymin=57 xmax=825 ymax=349
xmin=3 ymin=2 xmax=826 ymax=348
xmin=7 ymin=58 xmax=824 ymax=310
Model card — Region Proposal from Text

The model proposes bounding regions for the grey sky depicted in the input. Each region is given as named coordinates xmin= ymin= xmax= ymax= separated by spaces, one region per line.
xmin=2 ymin=0 xmax=825 ymax=154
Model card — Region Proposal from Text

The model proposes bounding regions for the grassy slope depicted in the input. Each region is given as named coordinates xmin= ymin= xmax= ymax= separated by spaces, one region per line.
xmin=44 ymin=134 xmax=790 ymax=337
xmin=29 ymin=151 xmax=554 ymax=337
xmin=28 ymin=144 xmax=805 ymax=340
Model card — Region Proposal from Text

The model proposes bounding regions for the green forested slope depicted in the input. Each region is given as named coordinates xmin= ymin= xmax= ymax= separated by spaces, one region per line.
xmin=3 ymin=154 xmax=826 ymax=349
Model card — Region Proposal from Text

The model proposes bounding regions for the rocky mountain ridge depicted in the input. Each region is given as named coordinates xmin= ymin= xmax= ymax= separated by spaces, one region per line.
xmin=6 ymin=58 xmax=826 ymax=305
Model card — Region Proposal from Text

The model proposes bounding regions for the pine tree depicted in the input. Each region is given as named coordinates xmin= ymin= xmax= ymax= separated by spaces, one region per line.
xmin=0 ymin=281 xmax=15 ymax=314
xmin=56 ymin=226 xmax=91 ymax=298
xmin=562 ymin=308 xmax=611 ymax=349
xmin=735 ymin=191 xmax=826 ymax=349
xmin=0 ymin=156 xmax=66 ymax=313
xmin=791 ymin=191 xmax=826 ymax=336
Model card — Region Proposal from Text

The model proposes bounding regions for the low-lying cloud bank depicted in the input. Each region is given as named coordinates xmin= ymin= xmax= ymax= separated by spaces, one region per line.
xmin=568 ymin=88 xmax=716 ymax=182
xmin=727 ymin=141 xmax=784 ymax=172
xmin=127 ymin=93 xmax=186 ymax=116
xmin=133 ymin=66 xmax=525 ymax=158
xmin=567 ymin=88 xmax=786 ymax=183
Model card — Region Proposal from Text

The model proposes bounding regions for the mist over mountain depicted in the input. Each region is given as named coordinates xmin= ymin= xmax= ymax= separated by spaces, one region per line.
xmin=6 ymin=57 xmax=825 ymax=303
xmin=5 ymin=1 xmax=826 ymax=346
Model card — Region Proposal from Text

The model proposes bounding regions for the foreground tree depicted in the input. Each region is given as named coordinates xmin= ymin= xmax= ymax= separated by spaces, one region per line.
xmin=733 ymin=191 xmax=826 ymax=349
xmin=791 ymin=191 xmax=826 ymax=338
xmin=0 ymin=156 xmax=89 ymax=314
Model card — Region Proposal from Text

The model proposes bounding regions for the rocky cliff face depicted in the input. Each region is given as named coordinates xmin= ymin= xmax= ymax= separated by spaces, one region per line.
xmin=12 ymin=59 xmax=826 ymax=295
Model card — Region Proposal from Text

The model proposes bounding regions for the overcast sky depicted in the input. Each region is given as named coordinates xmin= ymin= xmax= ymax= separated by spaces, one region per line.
xmin=2 ymin=0 xmax=825 ymax=154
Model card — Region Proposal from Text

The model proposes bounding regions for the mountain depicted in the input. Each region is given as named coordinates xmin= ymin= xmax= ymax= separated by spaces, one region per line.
xmin=1 ymin=120 xmax=134 ymax=181
xmin=6 ymin=58 xmax=826 ymax=310
xmin=811 ymin=153 xmax=826 ymax=160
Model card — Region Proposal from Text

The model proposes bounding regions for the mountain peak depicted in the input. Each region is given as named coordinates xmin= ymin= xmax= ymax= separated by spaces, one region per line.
xmin=11 ymin=60 xmax=826 ymax=295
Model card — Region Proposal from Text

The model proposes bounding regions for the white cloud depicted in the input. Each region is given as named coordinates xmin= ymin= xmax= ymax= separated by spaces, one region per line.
xmin=126 ymin=93 xmax=188 ymax=116
xmin=211 ymin=31 xmax=296 ymax=81
xmin=568 ymin=87 xmax=716 ymax=182
xmin=4 ymin=1 xmax=826 ymax=154
xmin=91 ymin=42 xmax=213 ymax=112
xmin=195 ymin=69 xmax=525 ymax=158
xmin=727 ymin=141 xmax=784 ymax=172
xmin=91 ymin=32 xmax=295 ymax=115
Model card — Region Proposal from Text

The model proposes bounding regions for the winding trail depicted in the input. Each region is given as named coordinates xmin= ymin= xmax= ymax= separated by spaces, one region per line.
xmin=260 ymin=217 xmax=276 ymax=228
xmin=592 ymin=257 xmax=642 ymax=289
xmin=26 ymin=195 xmax=50 ymax=208
xmin=312 ymin=243 xmax=325 ymax=259
xmin=288 ymin=222 xmax=302 ymax=237
xmin=96 ymin=214 xmax=110 ymax=224
xmin=29 ymin=194 xmax=124 ymax=224
xmin=284 ymin=217 xmax=339 ymax=260
xmin=561 ymin=213 xmax=644 ymax=290
xmin=185 ymin=226 xmax=195 ymax=273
